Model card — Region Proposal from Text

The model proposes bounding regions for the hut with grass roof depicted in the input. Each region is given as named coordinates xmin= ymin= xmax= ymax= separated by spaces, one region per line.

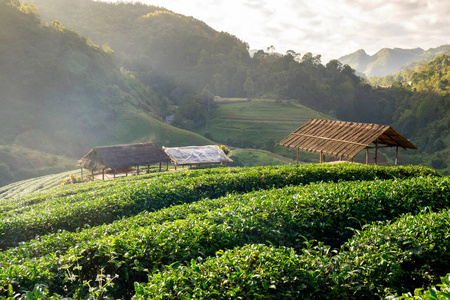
xmin=279 ymin=119 xmax=417 ymax=165
xmin=79 ymin=143 xmax=171 ymax=180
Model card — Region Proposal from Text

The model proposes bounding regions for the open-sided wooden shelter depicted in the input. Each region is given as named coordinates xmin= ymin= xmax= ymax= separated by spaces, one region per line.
xmin=279 ymin=119 xmax=417 ymax=165
xmin=79 ymin=143 xmax=171 ymax=179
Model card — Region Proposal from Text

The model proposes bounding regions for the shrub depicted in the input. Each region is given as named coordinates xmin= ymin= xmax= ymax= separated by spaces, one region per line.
xmin=0 ymin=163 xmax=437 ymax=249
xmin=0 ymin=176 xmax=448 ymax=298
xmin=134 ymin=209 xmax=450 ymax=299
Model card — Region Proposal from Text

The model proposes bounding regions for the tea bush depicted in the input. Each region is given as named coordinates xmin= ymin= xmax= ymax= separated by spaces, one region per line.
xmin=134 ymin=209 xmax=450 ymax=299
xmin=0 ymin=175 xmax=448 ymax=298
xmin=0 ymin=163 xmax=436 ymax=249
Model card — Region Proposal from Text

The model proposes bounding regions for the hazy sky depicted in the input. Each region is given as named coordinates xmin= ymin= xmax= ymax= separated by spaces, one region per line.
xmin=128 ymin=0 xmax=449 ymax=63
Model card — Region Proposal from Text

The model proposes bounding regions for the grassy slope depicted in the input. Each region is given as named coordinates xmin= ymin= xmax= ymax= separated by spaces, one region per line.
xmin=0 ymin=104 xmax=214 ymax=188
xmin=197 ymin=98 xmax=332 ymax=147
xmin=195 ymin=98 xmax=333 ymax=162
xmin=229 ymin=148 xmax=295 ymax=167
xmin=112 ymin=103 xmax=213 ymax=147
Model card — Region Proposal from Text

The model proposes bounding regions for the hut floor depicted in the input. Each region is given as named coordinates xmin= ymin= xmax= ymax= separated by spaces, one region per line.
xmin=92 ymin=167 xmax=181 ymax=181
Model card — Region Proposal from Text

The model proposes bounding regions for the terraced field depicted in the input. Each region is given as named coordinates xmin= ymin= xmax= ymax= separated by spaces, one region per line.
xmin=195 ymin=98 xmax=332 ymax=151
xmin=0 ymin=163 xmax=448 ymax=299
xmin=0 ymin=170 xmax=78 ymax=200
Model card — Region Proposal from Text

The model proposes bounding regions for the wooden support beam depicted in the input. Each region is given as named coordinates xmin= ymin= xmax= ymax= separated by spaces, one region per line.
xmin=296 ymin=148 xmax=300 ymax=165
xmin=102 ymin=169 xmax=105 ymax=181
xmin=375 ymin=140 xmax=378 ymax=165
xmin=159 ymin=162 xmax=162 ymax=172
xmin=366 ymin=147 xmax=369 ymax=165
xmin=395 ymin=146 xmax=399 ymax=166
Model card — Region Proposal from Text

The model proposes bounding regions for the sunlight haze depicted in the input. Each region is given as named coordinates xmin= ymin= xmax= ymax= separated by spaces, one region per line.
xmin=103 ymin=0 xmax=450 ymax=63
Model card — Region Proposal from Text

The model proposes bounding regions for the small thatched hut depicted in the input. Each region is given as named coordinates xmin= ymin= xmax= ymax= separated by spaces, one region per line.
xmin=79 ymin=143 xmax=171 ymax=179
xmin=279 ymin=119 xmax=417 ymax=165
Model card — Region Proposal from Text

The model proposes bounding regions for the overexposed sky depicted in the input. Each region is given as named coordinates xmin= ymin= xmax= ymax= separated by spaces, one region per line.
xmin=122 ymin=0 xmax=450 ymax=63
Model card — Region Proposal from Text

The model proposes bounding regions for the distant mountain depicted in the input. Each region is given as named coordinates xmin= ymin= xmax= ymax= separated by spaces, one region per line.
xmin=338 ymin=45 xmax=450 ymax=77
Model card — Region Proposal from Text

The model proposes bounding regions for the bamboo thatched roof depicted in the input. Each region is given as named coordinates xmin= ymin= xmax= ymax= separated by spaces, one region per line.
xmin=279 ymin=119 xmax=417 ymax=160
xmin=79 ymin=143 xmax=171 ymax=171
xmin=163 ymin=145 xmax=233 ymax=165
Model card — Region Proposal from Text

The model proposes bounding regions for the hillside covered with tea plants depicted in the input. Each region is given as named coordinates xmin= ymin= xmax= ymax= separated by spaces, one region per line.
xmin=0 ymin=163 xmax=449 ymax=299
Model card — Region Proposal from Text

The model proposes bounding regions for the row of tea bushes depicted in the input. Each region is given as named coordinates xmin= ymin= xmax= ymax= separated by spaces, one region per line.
xmin=1 ymin=176 xmax=448 ymax=298
xmin=4 ymin=175 xmax=448 ymax=265
xmin=0 ymin=170 xmax=78 ymax=201
xmin=1 ymin=163 xmax=438 ymax=214
xmin=0 ymin=164 xmax=437 ymax=249
xmin=134 ymin=209 xmax=450 ymax=299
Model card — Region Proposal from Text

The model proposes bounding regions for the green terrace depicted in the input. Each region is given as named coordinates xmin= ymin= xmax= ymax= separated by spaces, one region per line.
xmin=0 ymin=163 xmax=448 ymax=299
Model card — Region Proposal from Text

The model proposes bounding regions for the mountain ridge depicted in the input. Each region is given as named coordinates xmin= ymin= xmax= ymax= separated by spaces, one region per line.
xmin=338 ymin=45 xmax=450 ymax=77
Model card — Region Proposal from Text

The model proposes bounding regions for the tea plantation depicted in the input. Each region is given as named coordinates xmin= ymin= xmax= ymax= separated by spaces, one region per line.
xmin=0 ymin=163 xmax=448 ymax=299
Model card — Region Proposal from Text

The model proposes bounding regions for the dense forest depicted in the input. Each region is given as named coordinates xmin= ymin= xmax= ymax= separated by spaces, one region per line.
xmin=0 ymin=0 xmax=163 ymax=154
xmin=2 ymin=0 xmax=449 ymax=182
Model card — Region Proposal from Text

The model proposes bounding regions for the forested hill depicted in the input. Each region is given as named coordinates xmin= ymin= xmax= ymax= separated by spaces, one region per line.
xmin=3 ymin=0 xmax=449 ymax=181
xmin=0 ymin=0 xmax=211 ymax=186
xmin=30 ymin=0 xmax=368 ymax=122
xmin=23 ymin=0 xmax=450 ymax=174
xmin=30 ymin=0 xmax=252 ymax=101
xmin=1 ymin=0 xmax=121 ymax=156
xmin=365 ymin=54 xmax=450 ymax=171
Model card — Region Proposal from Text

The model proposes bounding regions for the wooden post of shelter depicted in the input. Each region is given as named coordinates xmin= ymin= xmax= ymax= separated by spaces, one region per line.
xmin=159 ymin=162 xmax=162 ymax=172
xmin=375 ymin=140 xmax=378 ymax=165
xmin=296 ymin=148 xmax=300 ymax=165
xmin=147 ymin=163 xmax=150 ymax=174
xmin=113 ymin=169 xmax=116 ymax=178
xmin=366 ymin=147 xmax=369 ymax=165
xmin=395 ymin=146 xmax=399 ymax=166
xmin=102 ymin=169 xmax=105 ymax=181
xmin=137 ymin=166 xmax=140 ymax=175
xmin=166 ymin=162 xmax=169 ymax=171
